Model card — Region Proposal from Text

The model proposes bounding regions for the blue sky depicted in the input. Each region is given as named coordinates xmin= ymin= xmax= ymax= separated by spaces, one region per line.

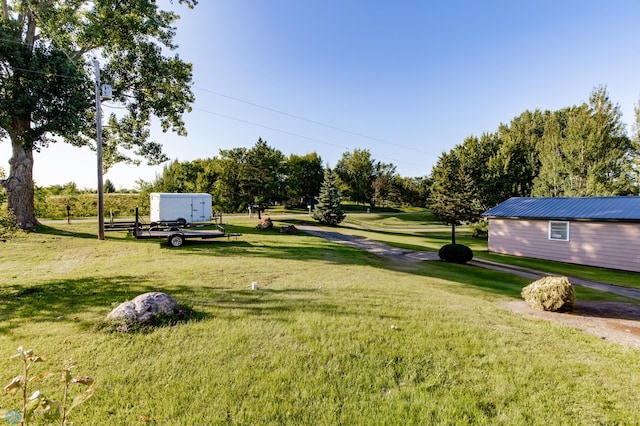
xmin=2 ymin=0 xmax=639 ymax=189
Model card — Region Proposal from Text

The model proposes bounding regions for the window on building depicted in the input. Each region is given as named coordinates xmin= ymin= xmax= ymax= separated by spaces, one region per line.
xmin=549 ymin=221 xmax=569 ymax=241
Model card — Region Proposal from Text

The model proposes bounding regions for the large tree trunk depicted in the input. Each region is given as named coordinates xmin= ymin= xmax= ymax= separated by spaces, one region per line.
xmin=3 ymin=138 xmax=39 ymax=229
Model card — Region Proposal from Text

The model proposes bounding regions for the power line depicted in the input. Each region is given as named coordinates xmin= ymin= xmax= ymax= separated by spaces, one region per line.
xmin=193 ymin=107 xmax=350 ymax=151
xmin=9 ymin=66 xmax=86 ymax=81
xmin=194 ymin=86 xmax=435 ymax=156
xmin=192 ymin=106 xmax=427 ymax=170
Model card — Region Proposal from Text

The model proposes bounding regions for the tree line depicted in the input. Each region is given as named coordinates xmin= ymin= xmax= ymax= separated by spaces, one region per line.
xmin=429 ymin=87 xmax=640 ymax=227
xmin=139 ymin=138 xmax=431 ymax=213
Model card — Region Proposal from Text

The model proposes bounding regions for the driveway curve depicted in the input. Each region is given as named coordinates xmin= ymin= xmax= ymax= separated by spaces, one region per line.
xmin=297 ymin=224 xmax=640 ymax=301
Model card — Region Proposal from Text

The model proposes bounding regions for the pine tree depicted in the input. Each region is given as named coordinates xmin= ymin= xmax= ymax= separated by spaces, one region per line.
xmin=313 ymin=167 xmax=346 ymax=225
xmin=430 ymin=150 xmax=482 ymax=244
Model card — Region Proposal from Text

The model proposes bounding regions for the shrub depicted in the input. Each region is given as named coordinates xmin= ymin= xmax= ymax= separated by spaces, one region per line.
xmin=0 ymin=205 xmax=18 ymax=241
xmin=470 ymin=219 xmax=488 ymax=239
xmin=521 ymin=276 xmax=576 ymax=312
xmin=438 ymin=244 xmax=473 ymax=263
xmin=37 ymin=193 xmax=145 ymax=219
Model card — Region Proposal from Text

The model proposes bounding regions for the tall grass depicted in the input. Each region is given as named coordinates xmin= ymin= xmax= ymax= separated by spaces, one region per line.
xmin=1 ymin=217 xmax=640 ymax=424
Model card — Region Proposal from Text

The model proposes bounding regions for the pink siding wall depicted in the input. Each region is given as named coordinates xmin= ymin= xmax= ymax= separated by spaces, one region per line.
xmin=487 ymin=218 xmax=640 ymax=273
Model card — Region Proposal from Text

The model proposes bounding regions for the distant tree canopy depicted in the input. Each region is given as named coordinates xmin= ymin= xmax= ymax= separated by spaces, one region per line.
xmin=149 ymin=139 xmax=318 ymax=212
xmin=285 ymin=152 xmax=324 ymax=205
xmin=334 ymin=148 xmax=376 ymax=206
xmin=146 ymin=141 xmax=427 ymax=212
xmin=430 ymin=86 xmax=640 ymax=226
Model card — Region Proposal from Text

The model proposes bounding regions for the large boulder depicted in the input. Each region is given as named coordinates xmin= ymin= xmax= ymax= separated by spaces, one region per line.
xmin=107 ymin=292 xmax=178 ymax=322
xmin=521 ymin=276 xmax=576 ymax=312
xmin=280 ymin=224 xmax=298 ymax=235
xmin=255 ymin=217 xmax=273 ymax=230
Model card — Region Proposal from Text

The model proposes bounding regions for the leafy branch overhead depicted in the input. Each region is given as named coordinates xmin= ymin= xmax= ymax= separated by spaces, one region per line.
xmin=0 ymin=0 xmax=197 ymax=228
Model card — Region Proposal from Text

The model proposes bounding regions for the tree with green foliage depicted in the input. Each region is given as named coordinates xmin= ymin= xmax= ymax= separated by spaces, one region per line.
xmin=241 ymin=138 xmax=286 ymax=218
xmin=104 ymin=179 xmax=115 ymax=193
xmin=153 ymin=159 xmax=205 ymax=193
xmin=372 ymin=162 xmax=397 ymax=207
xmin=0 ymin=0 xmax=197 ymax=228
xmin=313 ymin=167 xmax=345 ymax=225
xmin=284 ymin=152 xmax=324 ymax=207
xmin=429 ymin=150 xmax=483 ymax=244
xmin=489 ymin=110 xmax=544 ymax=200
xmin=457 ymin=133 xmax=502 ymax=210
xmin=533 ymin=87 xmax=638 ymax=196
xmin=392 ymin=175 xmax=431 ymax=207
xmin=211 ymin=148 xmax=247 ymax=212
xmin=334 ymin=148 xmax=377 ymax=206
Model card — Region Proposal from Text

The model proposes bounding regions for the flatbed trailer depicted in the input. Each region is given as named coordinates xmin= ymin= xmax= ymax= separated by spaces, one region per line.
xmin=125 ymin=208 xmax=241 ymax=247
xmin=135 ymin=227 xmax=235 ymax=247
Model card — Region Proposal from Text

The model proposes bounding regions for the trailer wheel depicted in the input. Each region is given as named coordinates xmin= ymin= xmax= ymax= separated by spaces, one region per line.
xmin=177 ymin=218 xmax=187 ymax=226
xmin=168 ymin=234 xmax=185 ymax=247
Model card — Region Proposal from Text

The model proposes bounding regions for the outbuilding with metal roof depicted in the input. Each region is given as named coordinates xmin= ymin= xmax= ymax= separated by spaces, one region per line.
xmin=482 ymin=197 xmax=640 ymax=273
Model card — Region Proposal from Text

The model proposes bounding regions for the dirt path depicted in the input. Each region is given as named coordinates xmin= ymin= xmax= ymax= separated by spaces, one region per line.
xmin=298 ymin=224 xmax=640 ymax=349
xmin=296 ymin=224 xmax=440 ymax=262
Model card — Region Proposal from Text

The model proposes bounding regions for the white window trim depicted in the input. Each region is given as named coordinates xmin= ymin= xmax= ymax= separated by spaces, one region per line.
xmin=548 ymin=221 xmax=570 ymax=241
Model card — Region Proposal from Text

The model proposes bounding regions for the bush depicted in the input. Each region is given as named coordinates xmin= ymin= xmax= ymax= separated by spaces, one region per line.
xmin=438 ymin=244 xmax=473 ymax=263
xmin=521 ymin=276 xmax=575 ymax=312
xmin=470 ymin=219 xmax=488 ymax=239
xmin=0 ymin=205 xmax=18 ymax=241
xmin=37 ymin=193 xmax=145 ymax=219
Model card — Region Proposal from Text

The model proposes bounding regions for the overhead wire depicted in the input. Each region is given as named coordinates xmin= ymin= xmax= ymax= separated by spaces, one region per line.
xmin=192 ymin=106 xmax=427 ymax=170
xmin=194 ymin=107 xmax=354 ymax=151
xmin=2 ymin=35 xmax=433 ymax=170
xmin=194 ymin=86 xmax=434 ymax=156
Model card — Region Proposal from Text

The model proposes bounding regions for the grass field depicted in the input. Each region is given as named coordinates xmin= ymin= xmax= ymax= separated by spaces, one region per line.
xmin=1 ymin=212 xmax=640 ymax=425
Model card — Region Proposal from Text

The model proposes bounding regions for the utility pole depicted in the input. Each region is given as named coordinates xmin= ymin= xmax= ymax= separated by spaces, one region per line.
xmin=94 ymin=58 xmax=105 ymax=240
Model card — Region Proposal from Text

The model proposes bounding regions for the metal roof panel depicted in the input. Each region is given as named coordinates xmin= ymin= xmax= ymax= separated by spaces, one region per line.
xmin=482 ymin=197 xmax=640 ymax=221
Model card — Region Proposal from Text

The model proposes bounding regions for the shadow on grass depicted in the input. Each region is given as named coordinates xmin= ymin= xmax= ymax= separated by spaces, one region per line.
xmin=166 ymin=238 xmax=379 ymax=265
xmin=21 ymin=222 xmax=615 ymax=313
xmin=194 ymin=287 xmax=346 ymax=322
xmin=0 ymin=275 xmax=191 ymax=334
xmin=31 ymin=224 xmax=100 ymax=239
xmin=0 ymin=273 xmax=347 ymax=334
xmin=415 ymin=262 xmax=531 ymax=299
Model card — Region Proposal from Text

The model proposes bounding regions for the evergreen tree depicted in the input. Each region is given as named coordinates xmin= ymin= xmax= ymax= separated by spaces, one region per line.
xmin=104 ymin=179 xmax=116 ymax=194
xmin=429 ymin=150 xmax=483 ymax=244
xmin=313 ymin=167 xmax=346 ymax=225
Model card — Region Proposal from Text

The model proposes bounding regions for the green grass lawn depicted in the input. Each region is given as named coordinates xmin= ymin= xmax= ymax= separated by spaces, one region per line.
xmin=1 ymin=216 xmax=640 ymax=425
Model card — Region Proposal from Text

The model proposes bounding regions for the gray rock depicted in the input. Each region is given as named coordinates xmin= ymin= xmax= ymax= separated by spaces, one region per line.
xmin=107 ymin=292 xmax=178 ymax=322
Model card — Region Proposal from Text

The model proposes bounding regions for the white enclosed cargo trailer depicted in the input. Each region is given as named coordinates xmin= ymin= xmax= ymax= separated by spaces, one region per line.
xmin=150 ymin=193 xmax=212 ymax=225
